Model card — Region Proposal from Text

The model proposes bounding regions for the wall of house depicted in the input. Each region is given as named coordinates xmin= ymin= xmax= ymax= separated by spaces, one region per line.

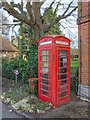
xmin=0 ymin=51 xmax=19 ymax=59
xmin=78 ymin=2 xmax=90 ymax=101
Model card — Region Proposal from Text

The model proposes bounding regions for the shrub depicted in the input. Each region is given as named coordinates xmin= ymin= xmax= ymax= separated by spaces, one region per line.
xmin=2 ymin=45 xmax=38 ymax=83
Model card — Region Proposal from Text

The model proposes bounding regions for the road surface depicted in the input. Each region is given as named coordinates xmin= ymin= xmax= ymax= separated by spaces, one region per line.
xmin=0 ymin=101 xmax=22 ymax=118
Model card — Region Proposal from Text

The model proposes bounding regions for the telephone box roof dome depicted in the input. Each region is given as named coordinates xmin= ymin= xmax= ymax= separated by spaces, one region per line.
xmin=38 ymin=35 xmax=70 ymax=47
xmin=46 ymin=35 xmax=61 ymax=38
xmin=39 ymin=35 xmax=71 ymax=41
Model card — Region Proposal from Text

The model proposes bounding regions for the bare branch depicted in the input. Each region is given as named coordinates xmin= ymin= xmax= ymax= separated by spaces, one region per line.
xmin=13 ymin=3 xmax=23 ymax=12
xmin=44 ymin=5 xmax=78 ymax=33
xmin=43 ymin=0 xmax=55 ymax=17
xmin=2 ymin=2 xmax=34 ymax=27
xmin=39 ymin=1 xmax=45 ymax=7
xmin=63 ymin=6 xmax=78 ymax=18
xmin=2 ymin=1 xmax=78 ymax=39
xmin=26 ymin=2 xmax=34 ymax=21
xmin=54 ymin=1 xmax=62 ymax=14
xmin=62 ymin=0 xmax=74 ymax=16
xmin=10 ymin=3 xmax=27 ymax=18
xmin=2 ymin=14 xmax=10 ymax=21
xmin=0 ymin=2 xmax=2 ymax=8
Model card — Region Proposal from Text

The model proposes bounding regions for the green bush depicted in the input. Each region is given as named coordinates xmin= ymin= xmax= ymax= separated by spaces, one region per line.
xmin=28 ymin=45 xmax=38 ymax=78
xmin=70 ymin=59 xmax=79 ymax=94
xmin=2 ymin=45 xmax=38 ymax=83
xmin=2 ymin=58 xmax=20 ymax=80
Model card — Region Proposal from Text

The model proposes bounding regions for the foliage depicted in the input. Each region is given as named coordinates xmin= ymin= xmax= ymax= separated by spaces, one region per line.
xmin=2 ymin=1 xmax=77 ymax=39
xmin=44 ymin=9 xmax=63 ymax=35
xmin=1 ymin=84 xmax=30 ymax=105
xmin=28 ymin=45 xmax=38 ymax=78
xmin=21 ymin=8 xmax=63 ymax=56
xmin=15 ymin=96 xmax=53 ymax=113
xmin=2 ymin=45 xmax=38 ymax=82
xmin=70 ymin=58 xmax=78 ymax=75
xmin=2 ymin=58 xmax=20 ymax=80
xmin=70 ymin=58 xmax=78 ymax=94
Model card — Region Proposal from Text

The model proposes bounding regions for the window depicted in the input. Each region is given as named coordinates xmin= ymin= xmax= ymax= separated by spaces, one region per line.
xmin=40 ymin=50 xmax=50 ymax=97
xmin=58 ymin=50 xmax=68 ymax=98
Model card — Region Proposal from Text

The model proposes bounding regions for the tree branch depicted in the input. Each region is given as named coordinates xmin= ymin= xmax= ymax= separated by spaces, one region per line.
xmin=12 ymin=3 xmax=23 ymax=12
xmin=43 ymin=0 xmax=55 ymax=17
xmin=63 ymin=6 xmax=78 ymax=18
xmin=62 ymin=0 xmax=74 ymax=16
xmin=0 ymin=2 xmax=2 ymax=8
xmin=39 ymin=1 xmax=45 ymax=7
xmin=44 ymin=6 xmax=78 ymax=33
xmin=54 ymin=1 xmax=62 ymax=14
xmin=2 ymin=2 xmax=34 ymax=27
xmin=26 ymin=2 xmax=35 ymax=22
xmin=11 ymin=3 xmax=27 ymax=18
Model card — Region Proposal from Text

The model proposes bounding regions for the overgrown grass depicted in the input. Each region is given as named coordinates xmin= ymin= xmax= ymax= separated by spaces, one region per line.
xmin=1 ymin=83 xmax=30 ymax=105
xmin=15 ymin=96 xmax=53 ymax=113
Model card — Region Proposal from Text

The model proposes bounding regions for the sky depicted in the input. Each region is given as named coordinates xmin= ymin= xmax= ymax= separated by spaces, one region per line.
xmin=1 ymin=0 xmax=78 ymax=48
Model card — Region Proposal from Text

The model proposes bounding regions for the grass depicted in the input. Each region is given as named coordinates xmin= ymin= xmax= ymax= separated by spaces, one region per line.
xmin=71 ymin=61 xmax=78 ymax=67
xmin=70 ymin=58 xmax=78 ymax=75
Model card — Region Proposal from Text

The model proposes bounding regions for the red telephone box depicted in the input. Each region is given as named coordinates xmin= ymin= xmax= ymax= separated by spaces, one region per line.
xmin=38 ymin=35 xmax=70 ymax=108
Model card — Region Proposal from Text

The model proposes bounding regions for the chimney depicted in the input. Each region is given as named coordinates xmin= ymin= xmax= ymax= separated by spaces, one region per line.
xmin=11 ymin=36 xmax=15 ymax=43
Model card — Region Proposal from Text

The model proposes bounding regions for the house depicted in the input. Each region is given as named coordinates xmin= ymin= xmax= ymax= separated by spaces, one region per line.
xmin=78 ymin=2 xmax=90 ymax=101
xmin=0 ymin=34 xmax=18 ymax=58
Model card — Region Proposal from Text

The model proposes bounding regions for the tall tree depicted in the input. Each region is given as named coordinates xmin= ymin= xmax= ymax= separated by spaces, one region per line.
xmin=44 ymin=8 xmax=62 ymax=35
xmin=2 ymin=0 xmax=77 ymax=40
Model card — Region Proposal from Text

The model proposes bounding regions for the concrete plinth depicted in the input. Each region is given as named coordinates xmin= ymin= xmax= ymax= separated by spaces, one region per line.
xmin=78 ymin=84 xmax=90 ymax=102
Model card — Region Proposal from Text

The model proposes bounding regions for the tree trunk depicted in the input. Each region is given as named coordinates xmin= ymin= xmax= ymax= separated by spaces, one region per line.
xmin=32 ymin=2 xmax=44 ymax=40
xmin=19 ymin=22 xmax=23 ymax=58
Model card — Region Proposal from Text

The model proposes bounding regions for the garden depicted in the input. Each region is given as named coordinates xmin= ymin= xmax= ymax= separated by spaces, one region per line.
xmin=1 ymin=0 xmax=83 ymax=118
xmin=1 ymin=46 xmax=79 ymax=115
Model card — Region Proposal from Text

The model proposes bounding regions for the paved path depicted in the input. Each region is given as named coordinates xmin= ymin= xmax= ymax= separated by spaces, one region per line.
xmin=0 ymin=101 xmax=22 ymax=118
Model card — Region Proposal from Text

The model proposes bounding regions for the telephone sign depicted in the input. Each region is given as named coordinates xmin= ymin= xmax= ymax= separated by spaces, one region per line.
xmin=14 ymin=70 xmax=19 ymax=76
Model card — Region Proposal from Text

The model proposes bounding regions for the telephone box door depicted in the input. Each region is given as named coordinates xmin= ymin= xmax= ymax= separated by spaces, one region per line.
xmin=38 ymin=47 xmax=52 ymax=101
xmin=57 ymin=47 xmax=70 ymax=104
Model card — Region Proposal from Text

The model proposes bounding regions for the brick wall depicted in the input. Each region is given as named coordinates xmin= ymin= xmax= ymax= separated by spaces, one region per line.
xmin=78 ymin=2 xmax=90 ymax=86
xmin=88 ymin=21 xmax=90 ymax=85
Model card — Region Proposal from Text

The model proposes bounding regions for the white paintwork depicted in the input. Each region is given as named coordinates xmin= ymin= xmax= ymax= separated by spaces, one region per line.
xmin=56 ymin=41 xmax=69 ymax=45
xmin=40 ymin=41 xmax=52 ymax=45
